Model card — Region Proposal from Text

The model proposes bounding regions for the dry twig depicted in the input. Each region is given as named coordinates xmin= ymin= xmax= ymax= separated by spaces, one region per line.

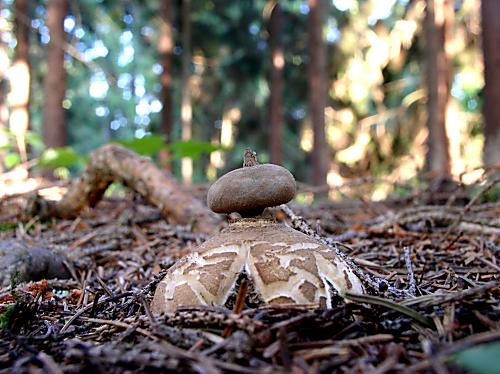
xmin=280 ymin=204 xmax=411 ymax=299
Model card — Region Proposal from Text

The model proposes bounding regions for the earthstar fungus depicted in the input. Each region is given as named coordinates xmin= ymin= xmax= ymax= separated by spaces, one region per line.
xmin=151 ymin=149 xmax=364 ymax=314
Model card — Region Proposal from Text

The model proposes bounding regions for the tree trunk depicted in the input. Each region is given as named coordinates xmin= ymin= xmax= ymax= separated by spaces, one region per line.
xmin=0 ymin=11 xmax=9 ymax=171
xmin=10 ymin=0 xmax=31 ymax=162
xmin=181 ymin=0 xmax=192 ymax=183
xmin=424 ymin=0 xmax=452 ymax=177
xmin=43 ymin=0 xmax=68 ymax=149
xmin=0 ymin=77 xmax=7 ymax=172
xmin=481 ymin=0 xmax=500 ymax=167
xmin=159 ymin=0 xmax=174 ymax=169
xmin=308 ymin=0 xmax=329 ymax=186
xmin=269 ymin=2 xmax=284 ymax=166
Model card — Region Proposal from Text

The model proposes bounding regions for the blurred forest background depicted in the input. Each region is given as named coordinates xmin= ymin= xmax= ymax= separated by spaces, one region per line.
xmin=0 ymin=0 xmax=499 ymax=201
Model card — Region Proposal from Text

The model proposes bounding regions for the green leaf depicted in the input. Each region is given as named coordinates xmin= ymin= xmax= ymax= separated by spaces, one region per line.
xmin=451 ymin=342 xmax=500 ymax=374
xmin=167 ymin=140 xmax=227 ymax=161
xmin=25 ymin=131 xmax=44 ymax=152
xmin=4 ymin=153 xmax=21 ymax=169
xmin=0 ymin=305 xmax=14 ymax=329
xmin=104 ymin=182 xmax=127 ymax=198
xmin=0 ymin=143 xmax=13 ymax=151
xmin=0 ymin=223 xmax=17 ymax=232
xmin=116 ymin=135 xmax=167 ymax=156
xmin=343 ymin=291 xmax=436 ymax=329
xmin=37 ymin=147 xmax=83 ymax=168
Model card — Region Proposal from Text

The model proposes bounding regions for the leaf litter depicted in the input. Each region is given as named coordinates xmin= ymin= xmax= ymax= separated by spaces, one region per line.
xmin=0 ymin=179 xmax=498 ymax=373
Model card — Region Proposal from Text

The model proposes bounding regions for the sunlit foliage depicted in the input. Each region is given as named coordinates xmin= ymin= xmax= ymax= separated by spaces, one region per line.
xmin=0 ymin=0 xmax=486 ymax=195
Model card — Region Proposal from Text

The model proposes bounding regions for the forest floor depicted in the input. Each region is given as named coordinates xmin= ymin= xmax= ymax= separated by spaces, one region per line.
xmin=0 ymin=177 xmax=498 ymax=373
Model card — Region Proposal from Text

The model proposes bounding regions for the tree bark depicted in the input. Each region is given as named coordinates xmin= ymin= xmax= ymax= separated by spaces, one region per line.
xmin=159 ymin=0 xmax=174 ymax=169
xmin=424 ymin=0 xmax=452 ymax=177
xmin=32 ymin=144 xmax=221 ymax=234
xmin=10 ymin=0 xmax=31 ymax=162
xmin=0 ymin=78 xmax=7 ymax=172
xmin=269 ymin=2 xmax=284 ymax=166
xmin=181 ymin=0 xmax=192 ymax=183
xmin=481 ymin=0 xmax=500 ymax=167
xmin=43 ymin=0 xmax=68 ymax=149
xmin=308 ymin=0 xmax=329 ymax=186
xmin=0 ymin=11 xmax=9 ymax=171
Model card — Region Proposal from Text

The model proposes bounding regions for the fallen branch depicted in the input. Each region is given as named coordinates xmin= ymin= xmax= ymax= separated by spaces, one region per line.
xmin=404 ymin=247 xmax=417 ymax=297
xmin=372 ymin=206 xmax=500 ymax=236
xmin=29 ymin=144 xmax=221 ymax=234
xmin=442 ymin=175 xmax=500 ymax=240
xmin=400 ymin=281 xmax=499 ymax=308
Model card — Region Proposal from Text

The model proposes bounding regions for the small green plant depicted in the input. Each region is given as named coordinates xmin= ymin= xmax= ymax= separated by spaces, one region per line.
xmin=117 ymin=135 xmax=228 ymax=160
xmin=116 ymin=135 xmax=166 ymax=156
xmin=37 ymin=147 xmax=86 ymax=169
xmin=3 ymin=153 xmax=21 ymax=169
xmin=480 ymin=185 xmax=500 ymax=203
xmin=25 ymin=131 xmax=44 ymax=152
xmin=0 ymin=305 xmax=14 ymax=329
xmin=167 ymin=140 xmax=227 ymax=161
xmin=104 ymin=182 xmax=128 ymax=198
xmin=0 ymin=223 xmax=17 ymax=232
xmin=10 ymin=270 xmax=20 ymax=291
xmin=451 ymin=342 xmax=500 ymax=374
xmin=0 ymin=130 xmax=45 ymax=170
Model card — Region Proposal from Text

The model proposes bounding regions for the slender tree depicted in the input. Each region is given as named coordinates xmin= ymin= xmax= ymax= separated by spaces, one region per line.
xmin=10 ymin=0 xmax=31 ymax=162
xmin=0 ymin=9 xmax=9 ymax=171
xmin=43 ymin=0 xmax=68 ymax=149
xmin=269 ymin=2 xmax=284 ymax=165
xmin=424 ymin=0 xmax=452 ymax=177
xmin=481 ymin=0 xmax=500 ymax=167
xmin=181 ymin=0 xmax=192 ymax=183
xmin=158 ymin=0 xmax=174 ymax=169
xmin=308 ymin=0 xmax=329 ymax=186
